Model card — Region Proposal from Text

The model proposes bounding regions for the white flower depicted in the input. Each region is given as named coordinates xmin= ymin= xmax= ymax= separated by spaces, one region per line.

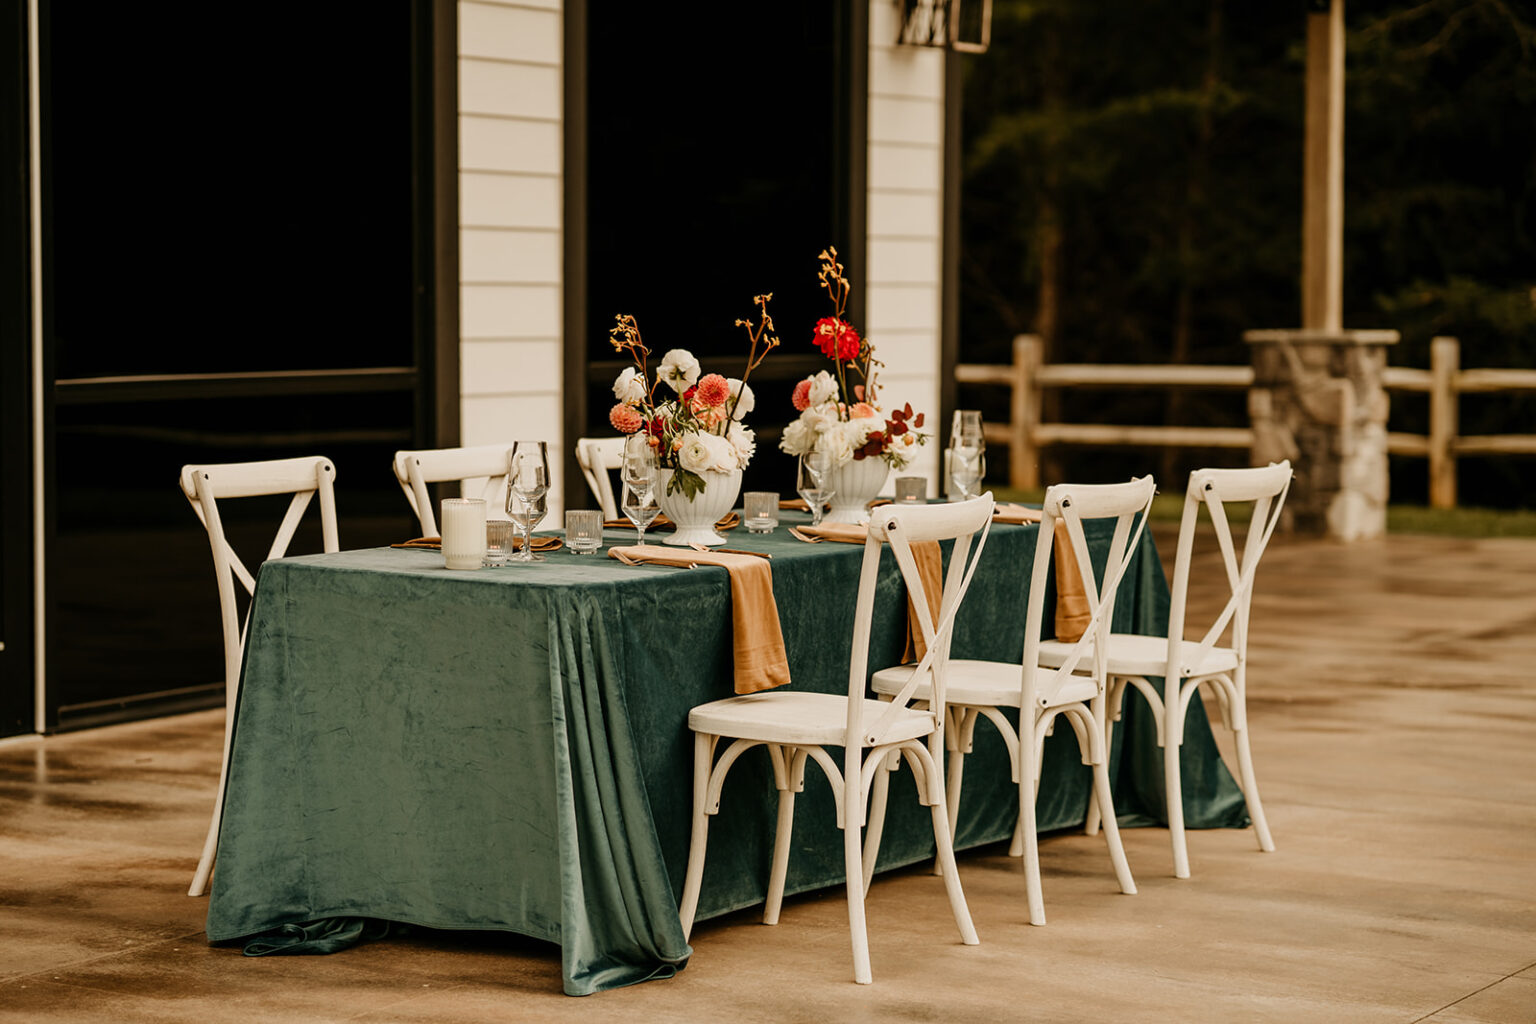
xmin=726 ymin=421 xmax=756 ymax=464
xmin=727 ymin=378 xmax=754 ymax=420
xmin=678 ymin=433 xmax=714 ymax=473
xmin=807 ymin=370 xmax=838 ymax=407
xmin=612 ymin=366 xmax=647 ymax=405
xmin=659 ymin=349 xmax=701 ymax=393
xmin=701 ymin=431 xmax=740 ymax=472
xmin=845 ymin=415 xmax=884 ymax=449
xmin=801 ymin=402 xmax=839 ymax=433
xmin=779 ymin=418 xmax=816 ymax=456
xmin=818 ymin=426 xmax=855 ymax=467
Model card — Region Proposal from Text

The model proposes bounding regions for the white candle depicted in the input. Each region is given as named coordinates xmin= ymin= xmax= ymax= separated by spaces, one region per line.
xmin=441 ymin=498 xmax=487 ymax=570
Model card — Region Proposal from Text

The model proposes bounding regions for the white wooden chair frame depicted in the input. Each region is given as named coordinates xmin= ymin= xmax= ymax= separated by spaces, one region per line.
xmin=869 ymin=475 xmax=1156 ymax=926
xmin=179 ymin=456 xmax=339 ymax=897
xmin=575 ymin=436 xmax=627 ymax=519
xmin=1063 ymin=462 xmax=1292 ymax=878
xmin=676 ymin=494 xmax=995 ymax=984
xmin=391 ymin=444 xmax=514 ymax=537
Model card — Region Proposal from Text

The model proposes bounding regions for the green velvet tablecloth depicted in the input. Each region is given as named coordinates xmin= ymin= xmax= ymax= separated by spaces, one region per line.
xmin=204 ymin=514 xmax=1247 ymax=994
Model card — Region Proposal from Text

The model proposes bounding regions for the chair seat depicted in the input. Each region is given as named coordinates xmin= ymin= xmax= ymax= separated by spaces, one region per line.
xmin=1036 ymin=633 xmax=1239 ymax=679
xmin=688 ymin=691 xmax=935 ymax=747
xmin=871 ymin=659 xmax=1099 ymax=711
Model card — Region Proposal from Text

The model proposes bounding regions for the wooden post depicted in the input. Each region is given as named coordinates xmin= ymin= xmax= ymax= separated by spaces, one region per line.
xmin=1011 ymin=334 xmax=1042 ymax=490
xmin=1302 ymin=0 xmax=1345 ymax=333
xmin=1428 ymin=336 xmax=1459 ymax=509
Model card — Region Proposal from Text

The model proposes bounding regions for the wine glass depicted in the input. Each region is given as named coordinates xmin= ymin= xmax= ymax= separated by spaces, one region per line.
xmin=950 ymin=410 xmax=985 ymax=501
xmin=798 ymin=451 xmax=835 ymax=527
xmin=620 ymin=444 xmax=661 ymax=545
xmin=506 ymin=441 xmax=550 ymax=562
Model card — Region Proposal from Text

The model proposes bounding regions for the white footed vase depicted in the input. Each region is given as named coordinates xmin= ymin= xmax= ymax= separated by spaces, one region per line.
xmin=822 ymin=457 xmax=890 ymax=524
xmin=656 ymin=468 xmax=742 ymax=546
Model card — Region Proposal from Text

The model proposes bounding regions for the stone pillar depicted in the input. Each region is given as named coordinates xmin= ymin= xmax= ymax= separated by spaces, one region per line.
xmin=1244 ymin=328 xmax=1399 ymax=540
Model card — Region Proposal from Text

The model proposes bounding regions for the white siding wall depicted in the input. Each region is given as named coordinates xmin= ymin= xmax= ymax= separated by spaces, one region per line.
xmin=457 ymin=0 xmax=565 ymax=507
xmin=866 ymin=0 xmax=946 ymax=495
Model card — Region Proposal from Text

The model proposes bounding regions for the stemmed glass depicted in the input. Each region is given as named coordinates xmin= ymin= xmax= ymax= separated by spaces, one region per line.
xmin=950 ymin=410 xmax=986 ymax=501
xmin=620 ymin=444 xmax=661 ymax=545
xmin=506 ymin=441 xmax=550 ymax=562
xmin=797 ymin=451 xmax=835 ymax=527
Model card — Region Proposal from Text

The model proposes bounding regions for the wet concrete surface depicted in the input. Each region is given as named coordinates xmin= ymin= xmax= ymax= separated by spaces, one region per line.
xmin=2 ymin=531 xmax=1534 ymax=1022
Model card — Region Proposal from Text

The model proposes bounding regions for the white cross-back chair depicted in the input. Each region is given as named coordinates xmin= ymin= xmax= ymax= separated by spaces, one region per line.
xmin=1040 ymin=461 xmax=1292 ymax=878
xmin=871 ymin=475 xmax=1156 ymax=926
xmin=391 ymin=443 xmax=514 ymax=536
xmin=677 ymin=494 xmax=995 ymax=984
xmin=179 ymin=456 xmax=339 ymax=897
xmin=575 ymin=436 xmax=626 ymax=518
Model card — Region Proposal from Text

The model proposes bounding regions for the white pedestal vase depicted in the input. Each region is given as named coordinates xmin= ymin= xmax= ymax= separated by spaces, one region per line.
xmin=656 ymin=468 xmax=743 ymax=546
xmin=822 ymin=457 xmax=890 ymax=525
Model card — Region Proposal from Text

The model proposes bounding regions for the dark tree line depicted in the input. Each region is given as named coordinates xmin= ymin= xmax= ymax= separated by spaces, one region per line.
xmin=959 ymin=0 xmax=1536 ymax=505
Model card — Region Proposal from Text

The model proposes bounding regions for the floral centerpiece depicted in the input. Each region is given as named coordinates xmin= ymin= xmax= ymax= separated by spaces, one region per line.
xmin=779 ymin=248 xmax=928 ymax=520
xmin=607 ymin=295 xmax=778 ymax=501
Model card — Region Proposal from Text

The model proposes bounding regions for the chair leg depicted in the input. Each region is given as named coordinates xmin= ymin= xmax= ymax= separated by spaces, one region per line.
xmin=844 ymin=806 xmax=873 ymax=985
xmin=1233 ymin=720 xmax=1276 ymax=853
xmin=1166 ymin=703 xmax=1191 ymax=880
xmin=1084 ymin=680 xmax=1125 ymax=838
xmin=1092 ymin=756 xmax=1137 ymax=895
xmin=188 ymin=703 xmax=238 ymax=897
xmin=678 ymin=732 xmax=714 ymax=940
xmin=929 ymin=781 xmax=979 ymax=945
xmin=863 ymin=751 xmax=895 ymax=895
xmin=1019 ymin=746 xmax=1045 ymax=925
xmin=765 ymin=767 xmax=798 ymax=925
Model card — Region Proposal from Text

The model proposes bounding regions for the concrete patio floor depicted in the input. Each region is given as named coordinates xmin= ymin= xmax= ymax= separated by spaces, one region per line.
xmin=2 ymin=530 xmax=1534 ymax=1023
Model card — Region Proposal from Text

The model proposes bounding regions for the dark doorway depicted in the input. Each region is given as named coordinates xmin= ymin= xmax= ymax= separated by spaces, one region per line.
xmin=571 ymin=1 xmax=867 ymax=501
xmin=37 ymin=2 xmax=440 ymax=730
xmin=1 ymin=0 xmax=35 ymax=737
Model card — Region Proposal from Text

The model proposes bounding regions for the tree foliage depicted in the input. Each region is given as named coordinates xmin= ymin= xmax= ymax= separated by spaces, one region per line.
xmin=960 ymin=0 xmax=1536 ymax=504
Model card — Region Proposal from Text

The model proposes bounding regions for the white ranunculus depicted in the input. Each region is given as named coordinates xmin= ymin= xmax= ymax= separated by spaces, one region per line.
xmin=677 ymin=433 xmax=714 ymax=473
xmin=779 ymin=417 xmax=816 ymax=456
xmin=887 ymin=430 xmax=917 ymax=469
xmin=800 ymin=402 xmax=839 ymax=433
xmin=727 ymin=378 xmax=754 ymax=419
xmin=726 ymin=421 xmax=756 ymax=464
xmin=701 ymin=431 xmax=739 ymax=472
xmin=612 ymin=366 xmax=647 ymax=405
xmin=818 ymin=426 xmax=855 ymax=467
xmin=659 ymin=349 xmax=701 ymax=393
xmin=807 ymin=370 xmax=838 ymax=407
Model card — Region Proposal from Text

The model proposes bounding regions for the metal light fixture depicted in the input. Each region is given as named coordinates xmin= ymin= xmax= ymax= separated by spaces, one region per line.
xmin=897 ymin=0 xmax=992 ymax=54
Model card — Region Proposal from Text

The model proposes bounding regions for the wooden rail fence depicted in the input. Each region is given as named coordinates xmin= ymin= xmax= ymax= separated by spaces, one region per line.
xmin=956 ymin=334 xmax=1536 ymax=508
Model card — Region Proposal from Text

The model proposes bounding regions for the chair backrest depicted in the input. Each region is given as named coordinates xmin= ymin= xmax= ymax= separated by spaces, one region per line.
xmin=179 ymin=456 xmax=339 ymax=692
xmin=575 ymin=436 xmax=627 ymax=519
xmin=1023 ymin=476 xmax=1158 ymax=710
xmin=391 ymin=443 xmax=514 ymax=536
xmin=1164 ymin=461 xmax=1292 ymax=678
xmin=855 ymin=493 xmax=996 ymax=749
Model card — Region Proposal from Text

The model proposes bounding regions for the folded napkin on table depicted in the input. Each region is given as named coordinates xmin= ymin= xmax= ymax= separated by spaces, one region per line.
xmin=780 ymin=498 xmax=891 ymax=512
xmin=602 ymin=512 xmax=740 ymax=532
xmin=389 ymin=535 xmax=564 ymax=553
xmin=987 ymin=504 xmax=1090 ymax=642
xmin=788 ymin=523 xmax=943 ymax=662
xmin=606 ymin=544 xmax=790 ymax=695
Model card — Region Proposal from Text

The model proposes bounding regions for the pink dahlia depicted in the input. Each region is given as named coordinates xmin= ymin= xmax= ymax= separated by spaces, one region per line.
xmin=695 ymin=373 xmax=730 ymax=408
xmin=609 ymin=403 xmax=645 ymax=434
xmin=791 ymin=378 xmax=813 ymax=411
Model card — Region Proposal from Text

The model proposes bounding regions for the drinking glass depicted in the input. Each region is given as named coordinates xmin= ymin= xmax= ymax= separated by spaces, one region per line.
xmin=620 ymin=445 xmax=661 ymax=545
xmin=949 ymin=410 xmax=986 ymax=501
xmin=484 ymin=519 xmax=515 ymax=566
xmin=565 ymin=509 xmax=604 ymax=554
xmin=895 ymin=476 xmax=927 ymax=504
xmin=744 ymin=491 xmax=779 ymax=533
xmin=797 ymin=452 xmax=834 ymax=527
xmin=507 ymin=440 xmax=550 ymax=562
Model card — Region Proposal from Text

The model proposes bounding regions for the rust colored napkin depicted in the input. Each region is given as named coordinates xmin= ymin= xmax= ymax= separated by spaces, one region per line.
xmin=790 ymin=524 xmax=944 ymax=662
xmin=987 ymin=505 xmax=1090 ymax=642
xmin=602 ymin=513 xmax=740 ymax=532
xmin=606 ymin=544 xmax=791 ymax=695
